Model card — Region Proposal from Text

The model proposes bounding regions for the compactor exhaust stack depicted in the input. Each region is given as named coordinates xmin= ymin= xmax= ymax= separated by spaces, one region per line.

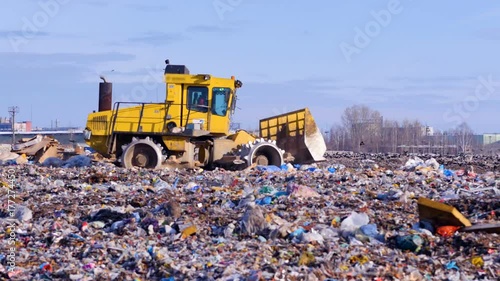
xmin=98 ymin=76 xmax=112 ymax=112
xmin=259 ymin=108 xmax=326 ymax=164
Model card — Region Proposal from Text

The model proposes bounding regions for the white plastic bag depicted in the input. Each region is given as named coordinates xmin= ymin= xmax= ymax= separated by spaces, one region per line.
xmin=340 ymin=211 xmax=369 ymax=232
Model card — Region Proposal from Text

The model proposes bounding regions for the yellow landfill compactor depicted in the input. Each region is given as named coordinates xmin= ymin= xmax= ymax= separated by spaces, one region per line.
xmin=83 ymin=60 xmax=326 ymax=170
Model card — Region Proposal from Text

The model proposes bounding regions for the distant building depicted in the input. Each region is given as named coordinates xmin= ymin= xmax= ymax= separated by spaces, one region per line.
xmin=422 ymin=126 xmax=434 ymax=136
xmin=0 ymin=118 xmax=11 ymax=132
xmin=471 ymin=135 xmax=483 ymax=146
xmin=14 ymin=121 xmax=32 ymax=132
xmin=0 ymin=118 xmax=32 ymax=132
xmin=483 ymin=133 xmax=500 ymax=145
xmin=0 ymin=123 xmax=11 ymax=131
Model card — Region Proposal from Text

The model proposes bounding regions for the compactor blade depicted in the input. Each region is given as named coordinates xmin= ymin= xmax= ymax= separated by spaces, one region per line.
xmin=259 ymin=108 xmax=326 ymax=164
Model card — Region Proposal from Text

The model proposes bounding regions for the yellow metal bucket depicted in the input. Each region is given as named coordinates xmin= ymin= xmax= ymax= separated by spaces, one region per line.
xmin=259 ymin=108 xmax=326 ymax=164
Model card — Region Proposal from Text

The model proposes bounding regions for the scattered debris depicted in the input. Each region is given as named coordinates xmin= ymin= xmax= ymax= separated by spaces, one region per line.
xmin=0 ymin=151 xmax=498 ymax=279
xmin=11 ymin=135 xmax=62 ymax=163
xmin=1 ymin=135 xmax=103 ymax=166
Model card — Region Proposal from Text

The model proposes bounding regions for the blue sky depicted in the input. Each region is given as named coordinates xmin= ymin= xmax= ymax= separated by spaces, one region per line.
xmin=1 ymin=0 xmax=500 ymax=133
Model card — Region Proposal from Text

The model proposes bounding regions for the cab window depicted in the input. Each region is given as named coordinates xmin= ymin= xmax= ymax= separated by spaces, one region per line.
xmin=211 ymin=87 xmax=231 ymax=116
xmin=187 ymin=86 xmax=208 ymax=113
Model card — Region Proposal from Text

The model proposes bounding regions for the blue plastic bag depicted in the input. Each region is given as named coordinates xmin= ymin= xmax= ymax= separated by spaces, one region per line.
xmin=41 ymin=157 xmax=64 ymax=167
xmin=255 ymin=196 xmax=272 ymax=205
xmin=256 ymin=165 xmax=281 ymax=172
xmin=360 ymin=224 xmax=378 ymax=237
xmin=62 ymin=155 xmax=91 ymax=168
xmin=445 ymin=261 xmax=459 ymax=271
xmin=274 ymin=191 xmax=289 ymax=197
xmin=289 ymin=228 xmax=305 ymax=238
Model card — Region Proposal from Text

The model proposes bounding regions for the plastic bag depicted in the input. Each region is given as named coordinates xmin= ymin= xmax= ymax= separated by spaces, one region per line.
xmin=62 ymin=155 xmax=91 ymax=168
xmin=340 ymin=212 xmax=369 ymax=232
xmin=41 ymin=157 xmax=64 ymax=167
xmin=359 ymin=224 xmax=378 ymax=237
xmin=255 ymin=196 xmax=272 ymax=205
xmin=256 ymin=165 xmax=281 ymax=172
xmin=240 ymin=205 xmax=267 ymax=235
xmin=436 ymin=226 xmax=460 ymax=238
xmin=395 ymin=234 xmax=424 ymax=252
xmin=286 ymin=184 xmax=320 ymax=198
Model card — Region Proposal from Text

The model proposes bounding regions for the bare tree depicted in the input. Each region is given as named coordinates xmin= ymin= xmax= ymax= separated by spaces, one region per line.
xmin=452 ymin=122 xmax=474 ymax=154
xmin=442 ymin=129 xmax=454 ymax=155
xmin=335 ymin=104 xmax=462 ymax=154
xmin=341 ymin=104 xmax=382 ymax=152
xmin=400 ymin=119 xmax=412 ymax=153
xmin=397 ymin=119 xmax=424 ymax=153
xmin=328 ymin=123 xmax=348 ymax=151
xmin=341 ymin=105 xmax=361 ymax=151
xmin=382 ymin=119 xmax=399 ymax=153
xmin=411 ymin=120 xmax=423 ymax=153
xmin=369 ymin=116 xmax=383 ymax=152
xmin=433 ymin=129 xmax=443 ymax=154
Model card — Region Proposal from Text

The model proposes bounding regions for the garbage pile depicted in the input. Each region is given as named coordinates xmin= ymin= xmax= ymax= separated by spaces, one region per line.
xmin=325 ymin=151 xmax=500 ymax=174
xmin=0 ymin=155 xmax=499 ymax=280
xmin=0 ymin=135 xmax=99 ymax=166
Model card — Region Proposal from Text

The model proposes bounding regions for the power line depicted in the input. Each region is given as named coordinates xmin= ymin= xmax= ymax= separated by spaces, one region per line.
xmin=8 ymin=106 xmax=19 ymax=145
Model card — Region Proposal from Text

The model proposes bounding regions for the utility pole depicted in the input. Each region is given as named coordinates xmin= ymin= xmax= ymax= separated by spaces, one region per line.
xmin=8 ymin=106 xmax=19 ymax=145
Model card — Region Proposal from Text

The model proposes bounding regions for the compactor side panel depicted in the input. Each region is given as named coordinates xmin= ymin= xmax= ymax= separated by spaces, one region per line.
xmin=259 ymin=108 xmax=326 ymax=163
xmin=112 ymin=104 xmax=168 ymax=133
xmin=85 ymin=111 xmax=113 ymax=155
xmin=86 ymin=104 xmax=169 ymax=136
xmin=86 ymin=111 xmax=112 ymax=136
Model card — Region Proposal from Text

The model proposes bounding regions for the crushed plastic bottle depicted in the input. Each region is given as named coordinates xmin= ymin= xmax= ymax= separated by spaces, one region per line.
xmin=184 ymin=182 xmax=200 ymax=193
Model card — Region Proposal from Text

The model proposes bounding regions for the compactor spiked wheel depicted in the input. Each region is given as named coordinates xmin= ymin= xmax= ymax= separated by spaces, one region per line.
xmin=238 ymin=138 xmax=285 ymax=167
xmin=121 ymin=137 xmax=163 ymax=169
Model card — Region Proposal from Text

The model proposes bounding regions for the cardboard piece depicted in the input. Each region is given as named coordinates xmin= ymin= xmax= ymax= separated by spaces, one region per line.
xmin=417 ymin=197 xmax=472 ymax=227
xmin=37 ymin=145 xmax=60 ymax=164
xmin=10 ymin=135 xmax=63 ymax=164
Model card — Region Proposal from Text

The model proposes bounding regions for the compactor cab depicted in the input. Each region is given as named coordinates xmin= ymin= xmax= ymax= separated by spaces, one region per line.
xmin=84 ymin=59 xmax=326 ymax=170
